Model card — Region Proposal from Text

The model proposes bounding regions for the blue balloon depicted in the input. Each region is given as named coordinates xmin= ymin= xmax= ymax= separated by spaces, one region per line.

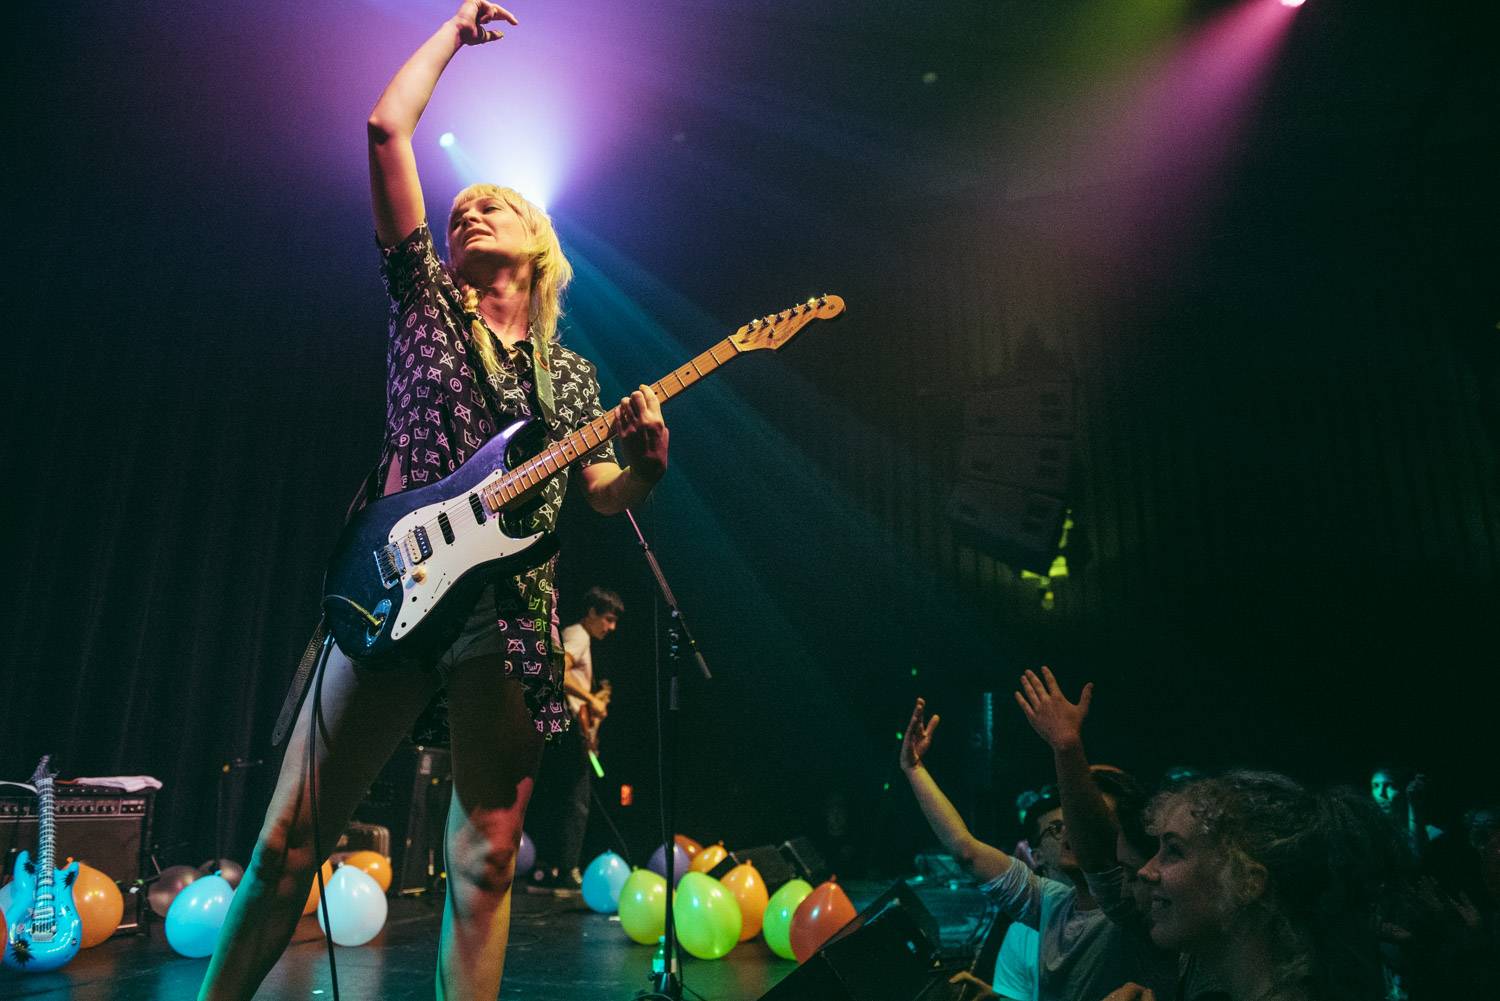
xmin=581 ymin=851 xmax=632 ymax=914
xmin=165 ymin=872 xmax=234 ymax=958
xmin=647 ymin=842 xmax=692 ymax=888
xmin=517 ymin=832 xmax=536 ymax=878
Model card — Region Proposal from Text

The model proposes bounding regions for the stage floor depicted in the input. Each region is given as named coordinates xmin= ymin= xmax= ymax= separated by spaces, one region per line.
xmin=0 ymin=879 xmax=987 ymax=1000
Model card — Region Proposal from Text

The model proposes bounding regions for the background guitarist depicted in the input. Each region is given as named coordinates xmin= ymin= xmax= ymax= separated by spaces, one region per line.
xmin=527 ymin=587 xmax=623 ymax=894
xmin=198 ymin=4 xmax=669 ymax=999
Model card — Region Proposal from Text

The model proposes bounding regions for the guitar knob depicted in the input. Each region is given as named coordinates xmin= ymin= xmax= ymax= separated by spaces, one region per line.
xmin=411 ymin=565 xmax=428 ymax=583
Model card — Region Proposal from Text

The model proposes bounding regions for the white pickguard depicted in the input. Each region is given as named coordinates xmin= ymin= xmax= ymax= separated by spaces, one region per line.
xmin=383 ymin=493 xmax=542 ymax=641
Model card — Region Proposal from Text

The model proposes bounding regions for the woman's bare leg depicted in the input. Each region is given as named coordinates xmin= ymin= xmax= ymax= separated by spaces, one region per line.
xmin=198 ymin=644 xmax=440 ymax=1001
xmin=435 ymin=659 xmax=545 ymax=999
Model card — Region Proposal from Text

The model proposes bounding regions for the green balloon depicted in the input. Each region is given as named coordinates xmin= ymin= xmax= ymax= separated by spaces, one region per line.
xmin=618 ymin=869 xmax=668 ymax=945
xmin=673 ymin=872 xmax=742 ymax=960
xmin=762 ymin=878 xmax=813 ymax=960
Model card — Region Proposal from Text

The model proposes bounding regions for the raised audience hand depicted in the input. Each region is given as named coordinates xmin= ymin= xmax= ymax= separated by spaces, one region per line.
xmin=1015 ymin=666 xmax=1093 ymax=750
xmin=900 ymin=697 xmax=941 ymax=771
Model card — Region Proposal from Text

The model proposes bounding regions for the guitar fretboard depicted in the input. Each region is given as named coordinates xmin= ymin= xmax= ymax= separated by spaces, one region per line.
xmin=34 ymin=774 xmax=56 ymax=930
xmin=479 ymin=336 xmax=742 ymax=512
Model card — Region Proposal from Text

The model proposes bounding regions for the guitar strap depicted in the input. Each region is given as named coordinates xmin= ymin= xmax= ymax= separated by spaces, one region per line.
xmin=271 ymin=621 xmax=328 ymax=747
xmin=530 ymin=330 xmax=557 ymax=426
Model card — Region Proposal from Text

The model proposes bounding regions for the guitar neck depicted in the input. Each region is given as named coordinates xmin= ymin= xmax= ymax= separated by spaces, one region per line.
xmin=487 ymin=335 xmax=744 ymax=509
xmin=36 ymin=775 xmax=55 ymax=890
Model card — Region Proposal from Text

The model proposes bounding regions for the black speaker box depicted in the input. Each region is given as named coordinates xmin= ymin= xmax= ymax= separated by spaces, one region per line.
xmin=353 ymin=743 xmax=451 ymax=895
xmin=780 ymin=834 xmax=831 ymax=886
xmin=0 ymin=786 xmax=153 ymax=933
xmin=758 ymin=881 xmax=945 ymax=1001
xmin=706 ymin=843 xmax=798 ymax=893
xmin=948 ymin=378 xmax=1076 ymax=575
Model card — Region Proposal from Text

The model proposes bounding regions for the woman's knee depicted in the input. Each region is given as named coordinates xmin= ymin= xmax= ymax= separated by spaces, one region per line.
xmin=248 ymin=816 xmax=318 ymax=887
xmin=449 ymin=824 xmax=523 ymax=897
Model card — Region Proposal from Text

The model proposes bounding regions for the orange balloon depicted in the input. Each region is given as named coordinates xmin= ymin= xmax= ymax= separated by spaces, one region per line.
xmin=73 ymin=862 xmax=125 ymax=948
xmin=721 ymin=861 xmax=769 ymax=941
xmin=789 ymin=879 xmax=856 ymax=963
xmin=690 ymin=843 xmax=728 ymax=874
xmin=342 ymin=851 xmax=392 ymax=894
xmin=303 ymin=860 xmax=336 ymax=916
xmin=674 ymin=834 xmax=702 ymax=858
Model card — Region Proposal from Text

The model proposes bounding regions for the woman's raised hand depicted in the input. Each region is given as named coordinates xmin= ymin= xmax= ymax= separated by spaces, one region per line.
xmin=453 ymin=1 xmax=518 ymax=45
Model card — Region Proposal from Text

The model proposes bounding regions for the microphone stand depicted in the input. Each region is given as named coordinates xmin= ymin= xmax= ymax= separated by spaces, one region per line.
xmin=624 ymin=508 xmax=711 ymax=1001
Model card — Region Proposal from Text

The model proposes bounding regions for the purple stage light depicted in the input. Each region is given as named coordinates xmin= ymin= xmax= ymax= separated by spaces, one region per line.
xmin=439 ymin=132 xmax=456 ymax=148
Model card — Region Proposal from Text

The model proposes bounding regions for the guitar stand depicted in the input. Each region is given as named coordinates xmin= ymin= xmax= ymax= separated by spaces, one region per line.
xmin=621 ymin=508 xmax=712 ymax=1001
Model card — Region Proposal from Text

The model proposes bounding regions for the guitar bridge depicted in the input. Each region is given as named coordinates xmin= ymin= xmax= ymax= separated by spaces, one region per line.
xmin=375 ymin=544 xmax=406 ymax=588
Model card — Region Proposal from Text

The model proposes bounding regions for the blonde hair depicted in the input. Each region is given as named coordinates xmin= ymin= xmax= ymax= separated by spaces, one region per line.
xmin=449 ymin=184 xmax=574 ymax=379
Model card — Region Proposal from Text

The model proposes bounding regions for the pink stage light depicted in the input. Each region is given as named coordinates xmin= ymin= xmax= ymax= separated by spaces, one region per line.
xmin=1279 ymin=0 xmax=1305 ymax=8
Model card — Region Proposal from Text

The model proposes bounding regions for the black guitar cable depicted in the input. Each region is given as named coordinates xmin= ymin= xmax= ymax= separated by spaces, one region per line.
xmin=306 ymin=631 xmax=341 ymax=1001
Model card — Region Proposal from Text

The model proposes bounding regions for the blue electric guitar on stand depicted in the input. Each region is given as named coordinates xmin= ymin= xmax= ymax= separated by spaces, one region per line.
xmin=2 ymin=756 xmax=82 ymax=972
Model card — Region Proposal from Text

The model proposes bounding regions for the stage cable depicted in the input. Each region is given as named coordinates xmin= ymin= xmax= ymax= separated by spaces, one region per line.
xmin=307 ymin=631 xmax=341 ymax=1001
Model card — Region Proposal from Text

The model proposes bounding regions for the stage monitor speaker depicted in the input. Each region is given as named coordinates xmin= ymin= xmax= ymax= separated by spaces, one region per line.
xmin=758 ymin=880 xmax=945 ymax=1001
xmin=707 ymin=843 xmax=798 ymax=893
xmin=955 ymin=434 xmax=1071 ymax=497
xmin=961 ymin=381 xmax=1073 ymax=438
xmin=948 ymin=481 xmax=1068 ymax=573
xmin=949 ymin=377 xmax=1076 ymax=575
xmin=780 ymin=835 xmax=830 ymax=886
xmin=0 ymin=786 xmax=153 ymax=933
xmin=353 ymin=743 xmax=451 ymax=895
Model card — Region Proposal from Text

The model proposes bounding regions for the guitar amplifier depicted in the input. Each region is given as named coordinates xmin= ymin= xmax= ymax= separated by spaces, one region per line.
xmin=353 ymin=743 xmax=451 ymax=895
xmin=0 ymin=785 xmax=153 ymax=934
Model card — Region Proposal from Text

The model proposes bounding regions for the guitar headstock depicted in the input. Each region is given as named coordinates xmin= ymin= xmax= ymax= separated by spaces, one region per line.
xmin=730 ymin=295 xmax=845 ymax=353
xmin=29 ymin=755 xmax=56 ymax=786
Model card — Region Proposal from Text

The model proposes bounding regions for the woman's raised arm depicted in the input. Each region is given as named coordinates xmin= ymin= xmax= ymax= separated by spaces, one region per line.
xmin=367 ymin=2 xmax=517 ymax=246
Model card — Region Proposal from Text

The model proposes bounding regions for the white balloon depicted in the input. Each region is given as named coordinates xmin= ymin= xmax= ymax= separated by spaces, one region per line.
xmin=316 ymin=866 xmax=387 ymax=947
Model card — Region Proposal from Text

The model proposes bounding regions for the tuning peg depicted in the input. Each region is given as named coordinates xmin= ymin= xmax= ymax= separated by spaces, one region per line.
xmin=748 ymin=318 xmax=761 ymax=331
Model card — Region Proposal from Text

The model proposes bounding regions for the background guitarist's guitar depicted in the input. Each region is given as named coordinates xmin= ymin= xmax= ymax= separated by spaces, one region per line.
xmin=2 ymin=756 xmax=82 ymax=972
xmin=577 ymin=678 xmax=612 ymax=777
xmin=323 ymin=295 xmax=845 ymax=665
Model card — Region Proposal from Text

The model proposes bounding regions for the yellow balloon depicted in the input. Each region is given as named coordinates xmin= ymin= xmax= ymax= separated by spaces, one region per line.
xmin=303 ymin=860 xmax=335 ymax=916
xmin=690 ymin=843 xmax=728 ymax=874
xmin=617 ymin=869 xmax=668 ymax=945
xmin=343 ymin=851 xmax=392 ymax=894
xmin=73 ymin=862 xmax=125 ymax=948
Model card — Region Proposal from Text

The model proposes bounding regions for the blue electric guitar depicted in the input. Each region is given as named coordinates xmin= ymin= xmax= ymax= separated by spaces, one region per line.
xmin=2 ymin=757 xmax=82 ymax=972
xmin=322 ymin=295 xmax=845 ymax=665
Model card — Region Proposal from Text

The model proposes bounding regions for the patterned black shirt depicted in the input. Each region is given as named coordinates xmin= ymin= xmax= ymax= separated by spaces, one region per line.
xmin=374 ymin=222 xmax=614 ymax=737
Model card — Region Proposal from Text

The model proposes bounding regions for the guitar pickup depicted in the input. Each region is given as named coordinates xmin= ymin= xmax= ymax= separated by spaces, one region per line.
xmin=375 ymin=544 xmax=406 ymax=588
xmin=403 ymin=526 xmax=433 ymax=564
